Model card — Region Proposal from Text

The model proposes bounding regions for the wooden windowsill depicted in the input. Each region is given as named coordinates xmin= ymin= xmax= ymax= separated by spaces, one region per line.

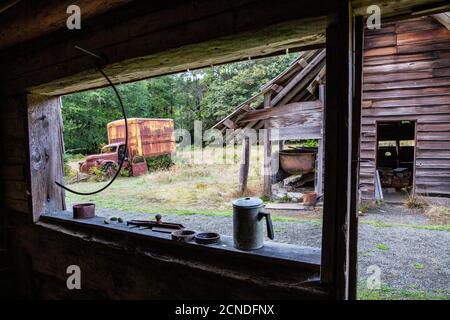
xmin=40 ymin=211 xmax=321 ymax=270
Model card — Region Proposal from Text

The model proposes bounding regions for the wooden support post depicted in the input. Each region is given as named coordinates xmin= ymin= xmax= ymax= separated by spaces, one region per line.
xmin=27 ymin=94 xmax=66 ymax=221
xmin=238 ymin=136 xmax=250 ymax=195
xmin=315 ymin=85 xmax=325 ymax=196
xmin=348 ymin=15 xmax=364 ymax=300
xmin=320 ymin=2 xmax=360 ymax=300
xmin=263 ymin=91 xmax=273 ymax=198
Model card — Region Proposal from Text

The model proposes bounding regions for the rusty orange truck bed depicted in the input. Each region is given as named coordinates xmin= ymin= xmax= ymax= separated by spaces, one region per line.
xmin=79 ymin=118 xmax=175 ymax=176
xmin=107 ymin=118 xmax=175 ymax=159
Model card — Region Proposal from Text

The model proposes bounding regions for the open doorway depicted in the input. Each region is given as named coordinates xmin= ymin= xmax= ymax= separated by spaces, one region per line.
xmin=376 ymin=121 xmax=416 ymax=204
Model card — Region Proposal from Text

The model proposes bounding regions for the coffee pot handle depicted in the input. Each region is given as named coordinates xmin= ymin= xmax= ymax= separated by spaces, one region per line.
xmin=258 ymin=211 xmax=274 ymax=240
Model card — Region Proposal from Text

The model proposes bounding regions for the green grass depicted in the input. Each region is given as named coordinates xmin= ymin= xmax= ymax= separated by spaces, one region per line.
xmin=65 ymin=146 xmax=326 ymax=227
xmin=361 ymin=219 xmax=450 ymax=232
xmin=375 ymin=243 xmax=390 ymax=251
xmin=358 ymin=284 xmax=449 ymax=300
xmin=412 ymin=263 xmax=425 ymax=270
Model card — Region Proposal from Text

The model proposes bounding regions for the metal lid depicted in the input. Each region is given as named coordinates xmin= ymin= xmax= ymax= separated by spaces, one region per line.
xmin=232 ymin=197 xmax=263 ymax=208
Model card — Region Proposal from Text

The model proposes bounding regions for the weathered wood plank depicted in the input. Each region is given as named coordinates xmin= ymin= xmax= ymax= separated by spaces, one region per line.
xmin=363 ymin=114 xmax=450 ymax=123
xmin=266 ymin=112 xmax=322 ymax=129
xmin=1 ymin=138 xmax=27 ymax=164
xmin=364 ymin=52 xmax=437 ymax=66
xmin=416 ymin=159 xmax=450 ymax=168
xmin=397 ymin=41 xmax=450 ymax=55
xmin=433 ymin=13 xmax=450 ymax=31
xmin=364 ymin=33 xmax=396 ymax=49
xmin=223 ymin=119 xmax=237 ymax=129
xmin=416 ymin=168 xmax=450 ymax=177
xmin=417 ymin=140 xmax=450 ymax=149
xmin=416 ymin=186 xmax=450 ymax=195
xmin=394 ymin=16 xmax=441 ymax=33
xmin=2 ymin=1 xmax=329 ymax=96
xmin=238 ymin=136 xmax=250 ymax=195
xmin=271 ymin=50 xmax=326 ymax=106
xmin=397 ymin=28 xmax=450 ymax=46
xmin=417 ymin=123 xmax=450 ymax=131
xmin=4 ymin=198 xmax=30 ymax=214
xmin=417 ymin=131 xmax=450 ymax=141
xmin=371 ymin=98 xmax=450 ymax=109
xmin=278 ymin=59 xmax=326 ymax=106
xmin=364 ymin=59 xmax=450 ymax=74
xmin=363 ymin=77 xmax=450 ymax=91
xmin=364 ymin=86 xmax=450 ymax=100
xmin=0 ymin=165 xmax=25 ymax=181
xmin=238 ymin=101 xmax=322 ymax=123
xmin=3 ymin=181 xmax=27 ymax=201
xmin=364 ymin=46 xmax=397 ymax=58
xmin=263 ymin=91 xmax=273 ymax=198
xmin=27 ymin=94 xmax=66 ymax=221
xmin=270 ymin=126 xmax=322 ymax=141
xmin=363 ymin=69 xmax=434 ymax=83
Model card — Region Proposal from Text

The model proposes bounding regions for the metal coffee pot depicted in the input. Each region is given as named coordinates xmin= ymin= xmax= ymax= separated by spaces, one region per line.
xmin=232 ymin=197 xmax=274 ymax=250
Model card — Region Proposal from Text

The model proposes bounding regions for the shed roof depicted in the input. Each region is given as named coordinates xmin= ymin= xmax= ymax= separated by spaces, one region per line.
xmin=212 ymin=49 xmax=326 ymax=141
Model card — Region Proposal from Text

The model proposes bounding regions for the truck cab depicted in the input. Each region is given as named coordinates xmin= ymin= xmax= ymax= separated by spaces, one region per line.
xmin=79 ymin=143 xmax=128 ymax=174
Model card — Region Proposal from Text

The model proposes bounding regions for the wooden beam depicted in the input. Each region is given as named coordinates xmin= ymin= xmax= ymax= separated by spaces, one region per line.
xmin=270 ymin=126 xmax=321 ymax=141
xmin=277 ymin=57 xmax=326 ymax=106
xmin=267 ymin=111 xmax=322 ymax=129
xmin=27 ymin=94 xmax=66 ymax=221
xmin=271 ymin=50 xmax=326 ymax=106
xmin=260 ymin=50 xmax=317 ymax=92
xmin=238 ymin=101 xmax=322 ymax=123
xmin=1 ymin=0 xmax=330 ymax=96
xmin=0 ymin=0 xmax=132 ymax=50
xmin=348 ymin=15 xmax=364 ymax=301
xmin=320 ymin=2 xmax=356 ymax=300
xmin=263 ymin=91 xmax=273 ymax=198
xmin=315 ymin=85 xmax=325 ymax=197
xmin=433 ymin=13 xmax=450 ymax=30
xmin=238 ymin=136 xmax=250 ymax=195
xmin=223 ymin=119 xmax=237 ymax=129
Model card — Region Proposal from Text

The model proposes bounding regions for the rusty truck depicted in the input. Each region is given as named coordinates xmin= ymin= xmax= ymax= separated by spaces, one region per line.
xmin=79 ymin=118 xmax=175 ymax=176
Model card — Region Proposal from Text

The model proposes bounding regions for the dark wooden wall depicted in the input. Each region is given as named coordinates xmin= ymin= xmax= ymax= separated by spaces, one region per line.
xmin=0 ymin=0 xmax=332 ymax=300
xmin=0 ymin=95 xmax=31 ymax=216
xmin=360 ymin=16 xmax=450 ymax=200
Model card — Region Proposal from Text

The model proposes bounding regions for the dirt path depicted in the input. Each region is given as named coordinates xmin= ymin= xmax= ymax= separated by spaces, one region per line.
xmin=91 ymin=206 xmax=449 ymax=299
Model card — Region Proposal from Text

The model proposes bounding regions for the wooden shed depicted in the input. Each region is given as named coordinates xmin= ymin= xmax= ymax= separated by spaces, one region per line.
xmin=360 ymin=15 xmax=450 ymax=200
xmin=214 ymin=15 xmax=450 ymax=201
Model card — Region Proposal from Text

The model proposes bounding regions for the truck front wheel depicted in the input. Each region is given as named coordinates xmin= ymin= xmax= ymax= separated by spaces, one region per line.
xmin=102 ymin=162 xmax=118 ymax=177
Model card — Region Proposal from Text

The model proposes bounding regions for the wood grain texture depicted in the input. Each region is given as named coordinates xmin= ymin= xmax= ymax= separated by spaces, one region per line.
xmin=27 ymin=95 xmax=66 ymax=221
xmin=361 ymin=16 xmax=450 ymax=199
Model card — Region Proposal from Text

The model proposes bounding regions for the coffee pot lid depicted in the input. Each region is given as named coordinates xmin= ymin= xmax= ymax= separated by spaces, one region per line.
xmin=232 ymin=197 xmax=263 ymax=208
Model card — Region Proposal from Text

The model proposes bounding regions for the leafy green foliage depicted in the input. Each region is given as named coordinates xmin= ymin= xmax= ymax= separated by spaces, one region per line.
xmin=63 ymin=154 xmax=77 ymax=178
xmin=146 ymin=155 xmax=174 ymax=172
xmin=61 ymin=54 xmax=299 ymax=154
xmin=119 ymin=168 xmax=132 ymax=177
xmin=132 ymin=155 xmax=145 ymax=164
xmin=89 ymin=166 xmax=109 ymax=182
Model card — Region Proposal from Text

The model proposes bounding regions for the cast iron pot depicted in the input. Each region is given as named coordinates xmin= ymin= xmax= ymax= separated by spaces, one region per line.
xmin=232 ymin=197 xmax=274 ymax=250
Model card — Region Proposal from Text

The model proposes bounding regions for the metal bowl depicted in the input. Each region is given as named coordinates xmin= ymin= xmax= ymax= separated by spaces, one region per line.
xmin=171 ymin=230 xmax=196 ymax=242
xmin=73 ymin=203 xmax=95 ymax=219
xmin=195 ymin=232 xmax=220 ymax=245
xmin=279 ymin=149 xmax=316 ymax=175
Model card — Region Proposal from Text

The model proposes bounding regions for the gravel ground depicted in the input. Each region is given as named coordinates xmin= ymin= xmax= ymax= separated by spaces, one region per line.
xmin=94 ymin=206 xmax=449 ymax=298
